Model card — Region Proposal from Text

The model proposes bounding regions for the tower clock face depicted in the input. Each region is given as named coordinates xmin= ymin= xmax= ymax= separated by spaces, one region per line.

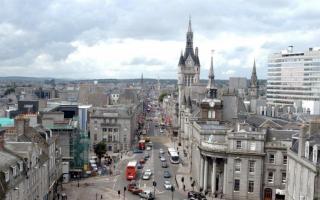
xmin=209 ymin=101 xmax=215 ymax=107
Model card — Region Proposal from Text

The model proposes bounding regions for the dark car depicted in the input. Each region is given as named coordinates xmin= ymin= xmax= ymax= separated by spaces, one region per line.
xmin=161 ymin=161 xmax=168 ymax=168
xmin=128 ymin=186 xmax=143 ymax=195
xmin=137 ymin=163 xmax=143 ymax=169
xmin=163 ymin=170 xmax=171 ymax=178
xmin=188 ymin=191 xmax=207 ymax=200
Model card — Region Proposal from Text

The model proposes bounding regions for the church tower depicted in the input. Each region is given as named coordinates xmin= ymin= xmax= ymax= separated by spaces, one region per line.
xmin=178 ymin=17 xmax=201 ymax=111
xmin=249 ymin=59 xmax=259 ymax=98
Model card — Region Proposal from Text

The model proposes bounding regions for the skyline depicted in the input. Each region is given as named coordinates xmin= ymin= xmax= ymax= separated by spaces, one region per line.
xmin=1 ymin=0 xmax=320 ymax=79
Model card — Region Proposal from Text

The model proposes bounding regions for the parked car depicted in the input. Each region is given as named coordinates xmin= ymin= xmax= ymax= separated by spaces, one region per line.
xmin=137 ymin=163 xmax=143 ymax=169
xmin=160 ymin=156 xmax=166 ymax=162
xmin=163 ymin=170 xmax=171 ymax=178
xmin=159 ymin=148 xmax=164 ymax=154
xmin=139 ymin=191 xmax=154 ymax=199
xmin=128 ymin=186 xmax=143 ymax=195
xmin=142 ymin=172 xmax=151 ymax=180
xmin=187 ymin=191 xmax=207 ymax=200
xmin=161 ymin=161 xmax=168 ymax=168
xmin=139 ymin=159 xmax=145 ymax=164
xmin=164 ymin=181 xmax=172 ymax=190
xmin=146 ymin=146 xmax=152 ymax=151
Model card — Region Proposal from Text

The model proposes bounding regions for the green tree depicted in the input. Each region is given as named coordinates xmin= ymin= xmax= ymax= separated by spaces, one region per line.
xmin=158 ymin=92 xmax=168 ymax=103
xmin=94 ymin=141 xmax=107 ymax=165
xmin=0 ymin=172 xmax=8 ymax=200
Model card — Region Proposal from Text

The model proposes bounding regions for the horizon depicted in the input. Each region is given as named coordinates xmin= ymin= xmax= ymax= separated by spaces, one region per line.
xmin=1 ymin=0 xmax=320 ymax=79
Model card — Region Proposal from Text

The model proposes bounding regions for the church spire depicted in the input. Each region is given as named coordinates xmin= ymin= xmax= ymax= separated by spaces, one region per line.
xmin=206 ymin=50 xmax=217 ymax=99
xmin=188 ymin=15 xmax=192 ymax=33
xmin=250 ymin=59 xmax=258 ymax=87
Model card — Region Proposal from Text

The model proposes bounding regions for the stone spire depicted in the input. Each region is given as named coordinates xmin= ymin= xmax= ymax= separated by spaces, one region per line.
xmin=206 ymin=50 xmax=217 ymax=99
xmin=185 ymin=16 xmax=194 ymax=56
xmin=250 ymin=59 xmax=258 ymax=87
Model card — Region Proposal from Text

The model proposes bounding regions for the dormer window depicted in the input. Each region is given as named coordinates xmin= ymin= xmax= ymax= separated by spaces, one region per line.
xmin=305 ymin=141 xmax=310 ymax=159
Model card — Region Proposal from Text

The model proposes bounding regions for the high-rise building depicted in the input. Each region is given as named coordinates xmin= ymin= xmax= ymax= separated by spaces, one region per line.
xmin=267 ymin=47 xmax=320 ymax=114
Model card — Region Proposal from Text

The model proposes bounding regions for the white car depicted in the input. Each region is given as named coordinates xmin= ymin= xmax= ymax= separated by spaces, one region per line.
xmin=164 ymin=181 xmax=172 ymax=190
xmin=160 ymin=156 xmax=166 ymax=162
xmin=145 ymin=169 xmax=152 ymax=175
xmin=139 ymin=191 xmax=154 ymax=199
xmin=159 ymin=149 xmax=164 ymax=154
xmin=142 ymin=172 xmax=151 ymax=180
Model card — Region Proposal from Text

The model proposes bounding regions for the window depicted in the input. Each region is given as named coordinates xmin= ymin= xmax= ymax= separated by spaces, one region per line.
xmin=5 ymin=171 xmax=9 ymax=182
xmin=108 ymin=134 xmax=112 ymax=142
xmin=282 ymin=172 xmax=286 ymax=184
xmin=108 ymin=128 xmax=113 ymax=132
xmin=234 ymin=179 xmax=240 ymax=191
xmin=283 ymin=155 xmax=287 ymax=165
xmin=235 ymin=159 xmax=241 ymax=172
xmin=249 ymin=142 xmax=256 ymax=151
xmin=236 ymin=141 xmax=242 ymax=149
xmin=208 ymin=110 xmax=215 ymax=119
xmin=248 ymin=180 xmax=254 ymax=193
xmin=268 ymin=171 xmax=274 ymax=183
xmin=269 ymin=154 xmax=275 ymax=164
xmin=113 ymin=128 xmax=118 ymax=132
xmin=249 ymin=160 xmax=255 ymax=173
xmin=94 ymin=134 xmax=97 ymax=141
xmin=102 ymin=128 xmax=107 ymax=132
xmin=123 ymin=135 xmax=127 ymax=142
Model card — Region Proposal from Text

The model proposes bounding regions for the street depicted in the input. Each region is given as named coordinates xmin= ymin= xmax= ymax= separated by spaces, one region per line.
xmin=62 ymin=99 xmax=188 ymax=200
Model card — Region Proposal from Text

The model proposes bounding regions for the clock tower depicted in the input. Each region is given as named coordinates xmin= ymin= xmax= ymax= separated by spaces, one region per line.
xmin=178 ymin=17 xmax=201 ymax=111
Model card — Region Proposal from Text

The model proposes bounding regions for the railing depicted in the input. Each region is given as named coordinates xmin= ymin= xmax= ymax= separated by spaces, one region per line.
xmin=200 ymin=141 xmax=227 ymax=152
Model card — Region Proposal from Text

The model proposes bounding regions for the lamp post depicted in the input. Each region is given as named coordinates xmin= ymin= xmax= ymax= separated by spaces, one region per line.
xmin=123 ymin=186 xmax=127 ymax=200
xmin=170 ymin=185 xmax=175 ymax=200
xmin=153 ymin=181 xmax=157 ymax=198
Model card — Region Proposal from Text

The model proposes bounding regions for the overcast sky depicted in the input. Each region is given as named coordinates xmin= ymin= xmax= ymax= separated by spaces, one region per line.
xmin=1 ymin=0 xmax=320 ymax=80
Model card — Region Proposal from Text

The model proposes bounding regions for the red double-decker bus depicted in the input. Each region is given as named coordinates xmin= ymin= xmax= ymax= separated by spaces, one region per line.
xmin=126 ymin=161 xmax=138 ymax=180
xmin=139 ymin=139 xmax=145 ymax=150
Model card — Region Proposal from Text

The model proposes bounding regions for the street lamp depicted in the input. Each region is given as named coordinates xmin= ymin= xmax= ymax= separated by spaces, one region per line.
xmin=170 ymin=185 xmax=175 ymax=200
xmin=123 ymin=186 xmax=127 ymax=200
xmin=153 ymin=181 xmax=157 ymax=198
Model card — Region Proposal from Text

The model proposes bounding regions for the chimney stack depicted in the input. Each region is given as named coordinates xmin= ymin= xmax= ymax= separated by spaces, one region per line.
xmin=298 ymin=125 xmax=309 ymax=157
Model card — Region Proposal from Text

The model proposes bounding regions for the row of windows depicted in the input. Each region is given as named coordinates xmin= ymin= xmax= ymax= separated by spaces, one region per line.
xmin=233 ymin=172 xmax=286 ymax=192
xmin=102 ymin=128 xmax=119 ymax=132
xmin=234 ymin=159 xmax=256 ymax=173
xmin=236 ymin=140 xmax=256 ymax=151
xmin=4 ymin=161 xmax=23 ymax=182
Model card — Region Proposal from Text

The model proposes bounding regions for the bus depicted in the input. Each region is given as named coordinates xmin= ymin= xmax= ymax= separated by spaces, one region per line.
xmin=126 ymin=161 xmax=138 ymax=180
xmin=139 ymin=140 xmax=146 ymax=150
xmin=168 ymin=148 xmax=180 ymax=164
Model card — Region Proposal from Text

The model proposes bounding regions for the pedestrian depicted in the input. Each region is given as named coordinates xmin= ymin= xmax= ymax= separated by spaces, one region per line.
xmin=101 ymin=194 xmax=103 ymax=199
xmin=183 ymin=184 xmax=185 ymax=191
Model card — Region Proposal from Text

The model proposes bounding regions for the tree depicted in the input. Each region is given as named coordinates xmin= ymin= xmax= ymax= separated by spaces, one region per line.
xmin=94 ymin=141 xmax=107 ymax=165
xmin=158 ymin=92 xmax=168 ymax=103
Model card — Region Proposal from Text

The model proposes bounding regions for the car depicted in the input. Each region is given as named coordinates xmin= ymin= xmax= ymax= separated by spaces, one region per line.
xmin=142 ymin=172 xmax=151 ymax=180
xmin=128 ymin=181 xmax=137 ymax=189
xmin=160 ymin=156 xmax=166 ymax=162
xmin=163 ymin=170 xmax=171 ymax=178
xmin=146 ymin=146 xmax=152 ymax=151
xmin=137 ymin=163 xmax=143 ymax=169
xmin=187 ymin=191 xmax=207 ymax=200
xmin=128 ymin=186 xmax=143 ymax=195
xmin=133 ymin=148 xmax=143 ymax=153
xmin=159 ymin=148 xmax=164 ymax=154
xmin=139 ymin=191 xmax=154 ymax=199
xmin=144 ymin=153 xmax=150 ymax=158
xmin=163 ymin=180 xmax=172 ymax=190
xmin=160 ymin=129 xmax=164 ymax=133
xmin=161 ymin=161 xmax=168 ymax=168
xmin=145 ymin=169 xmax=152 ymax=175
xmin=139 ymin=159 xmax=145 ymax=164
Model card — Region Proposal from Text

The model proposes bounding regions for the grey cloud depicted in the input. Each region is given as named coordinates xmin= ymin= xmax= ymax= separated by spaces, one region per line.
xmin=123 ymin=57 xmax=164 ymax=66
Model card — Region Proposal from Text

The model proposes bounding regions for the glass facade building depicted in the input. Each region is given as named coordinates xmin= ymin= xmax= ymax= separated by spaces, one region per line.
xmin=267 ymin=48 xmax=320 ymax=114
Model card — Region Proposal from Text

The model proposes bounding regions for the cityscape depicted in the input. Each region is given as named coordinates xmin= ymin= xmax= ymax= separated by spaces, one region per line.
xmin=0 ymin=1 xmax=320 ymax=200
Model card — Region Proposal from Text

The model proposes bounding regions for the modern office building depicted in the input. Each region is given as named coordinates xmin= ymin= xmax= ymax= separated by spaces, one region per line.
xmin=267 ymin=47 xmax=320 ymax=114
